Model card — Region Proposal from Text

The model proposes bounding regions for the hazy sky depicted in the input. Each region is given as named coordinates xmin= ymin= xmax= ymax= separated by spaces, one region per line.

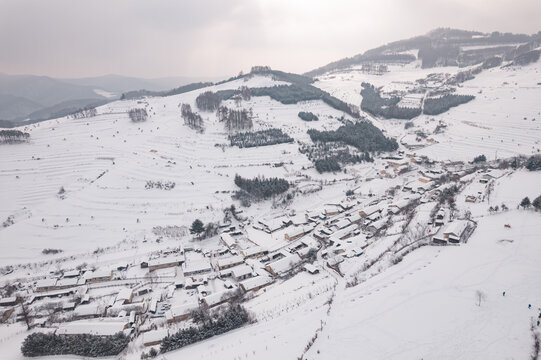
xmin=1 ymin=0 xmax=540 ymax=79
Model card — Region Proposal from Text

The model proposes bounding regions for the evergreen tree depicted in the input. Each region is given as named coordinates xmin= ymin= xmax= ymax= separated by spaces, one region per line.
xmin=532 ymin=195 xmax=541 ymax=211
xmin=520 ymin=196 xmax=531 ymax=208
xmin=190 ymin=219 xmax=205 ymax=236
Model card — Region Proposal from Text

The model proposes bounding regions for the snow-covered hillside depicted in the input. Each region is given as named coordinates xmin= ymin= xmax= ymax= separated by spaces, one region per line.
xmin=1 ymin=53 xmax=540 ymax=360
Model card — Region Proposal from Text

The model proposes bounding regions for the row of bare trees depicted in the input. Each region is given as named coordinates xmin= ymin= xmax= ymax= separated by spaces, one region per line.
xmin=217 ymin=106 xmax=253 ymax=132
xmin=181 ymin=104 xmax=204 ymax=132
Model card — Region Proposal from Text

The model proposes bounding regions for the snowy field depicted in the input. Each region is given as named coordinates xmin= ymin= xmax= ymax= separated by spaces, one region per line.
xmin=1 ymin=61 xmax=540 ymax=360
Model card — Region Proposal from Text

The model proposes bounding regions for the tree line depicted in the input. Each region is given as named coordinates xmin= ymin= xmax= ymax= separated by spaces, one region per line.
xmin=128 ymin=108 xmax=148 ymax=122
xmin=70 ymin=106 xmax=97 ymax=119
xmin=423 ymin=94 xmax=475 ymax=115
xmin=160 ymin=305 xmax=250 ymax=354
xmin=217 ymin=106 xmax=253 ymax=131
xmin=228 ymin=128 xmax=293 ymax=148
xmin=0 ymin=130 xmax=30 ymax=144
xmin=196 ymin=91 xmax=223 ymax=111
xmin=360 ymin=83 xmax=421 ymax=120
xmin=181 ymin=104 xmax=204 ymax=132
xmin=234 ymin=174 xmax=289 ymax=199
xmin=21 ymin=332 xmax=129 ymax=357
xmin=307 ymin=121 xmax=398 ymax=153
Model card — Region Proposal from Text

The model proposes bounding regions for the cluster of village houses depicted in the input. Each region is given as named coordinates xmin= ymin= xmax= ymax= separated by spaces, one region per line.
xmin=0 ymin=156 xmax=502 ymax=348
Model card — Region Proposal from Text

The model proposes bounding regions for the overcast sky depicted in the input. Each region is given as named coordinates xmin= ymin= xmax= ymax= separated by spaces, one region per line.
xmin=1 ymin=0 xmax=540 ymax=79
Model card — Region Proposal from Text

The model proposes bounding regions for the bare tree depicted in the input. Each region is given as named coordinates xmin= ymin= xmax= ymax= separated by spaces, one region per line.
xmin=475 ymin=290 xmax=487 ymax=307
xmin=17 ymin=297 xmax=33 ymax=330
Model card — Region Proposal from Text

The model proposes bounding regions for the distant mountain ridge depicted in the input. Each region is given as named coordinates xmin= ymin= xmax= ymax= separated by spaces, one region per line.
xmin=305 ymin=28 xmax=541 ymax=77
xmin=0 ymin=73 xmax=215 ymax=126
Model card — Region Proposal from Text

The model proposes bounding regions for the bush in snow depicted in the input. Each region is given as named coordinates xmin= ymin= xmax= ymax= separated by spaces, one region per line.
xmin=533 ymin=195 xmax=541 ymax=211
xmin=145 ymin=181 xmax=175 ymax=190
xmin=526 ymin=155 xmax=541 ymax=171
xmin=473 ymin=154 xmax=487 ymax=163
xmin=298 ymin=111 xmax=318 ymax=121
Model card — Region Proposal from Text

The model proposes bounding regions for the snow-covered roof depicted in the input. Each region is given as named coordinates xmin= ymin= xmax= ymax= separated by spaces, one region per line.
xmin=240 ymin=275 xmax=273 ymax=291
xmin=360 ymin=205 xmax=381 ymax=216
xmin=329 ymin=225 xmax=355 ymax=242
xmin=0 ymin=296 xmax=17 ymax=305
xmin=443 ymin=220 xmax=469 ymax=238
xmin=220 ymin=233 xmax=236 ymax=248
xmin=304 ymin=264 xmax=319 ymax=274
xmin=203 ymin=290 xmax=237 ymax=307
xmin=56 ymin=277 xmax=78 ymax=287
xmin=231 ymin=264 xmax=253 ymax=278
xmin=334 ymin=218 xmax=351 ymax=229
xmin=73 ymin=303 xmax=101 ymax=317
xmin=216 ymin=255 xmax=244 ymax=268
xmin=116 ymin=288 xmax=133 ymax=301
xmin=143 ymin=329 xmax=169 ymax=345
xmin=285 ymin=226 xmax=307 ymax=239
xmin=148 ymin=256 xmax=184 ymax=267
xmin=56 ymin=319 xmax=127 ymax=336
xmin=166 ymin=302 xmax=198 ymax=321
xmin=241 ymin=246 xmax=266 ymax=257
xmin=266 ymin=254 xmax=301 ymax=275
xmin=63 ymin=270 xmax=80 ymax=278
xmin=36 ymin=278 xmax=57 ymax=288
xmin=85 ymin=269 xmax=112 ymax=279
xmin=183 ymin=259 xmax=212 ymax=275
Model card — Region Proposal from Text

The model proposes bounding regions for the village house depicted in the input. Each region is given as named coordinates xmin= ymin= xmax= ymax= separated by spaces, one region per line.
xmin=143 ymin=328 xmax=169 ymax=347
xmin=36 ymin=278 xmax=57 ymax=292
xmin=435 ymin=209 xmax=446 ymax=226
xmin=72 ymin=303 xmax=101 ymax=319
xmin=366 ymin=218 xmax=387 ymax=236
xmin=56 ymin=318 xmax=130 ymax=336
xmin=359 ymin=205 xmax=381 ymax=218
xmin=63 ymin=269 xmax=80 ymax=278
xmin=432 ymin=220 xmax=472 ymax=245
xmin=55 ymin=277 xmax=78 ymax=290
xmin=347 ymin=213 xmax=363 ymax=225
xmin=115 ymin=288 xmax=133 ymax=305
xmin=329 ymin=225 xmax=356 ymax=243
xmin=241 ymin=246 xmax=268 ymax=259
xmin=183 ymin=259 xmax=212 ymax=277
xmin=239 ymin=276 xmax=273 ymax=292
xmin=231 ymin=264 xmax=253 ymax=281
xmin=216 ymin=255 xmax=244 ymax=270
xmin=284 ymin=225 xmax=311 ymax=241
xmin=290 ymin=213 xmax=309 ymax=226
xmin=0 ymin=297 xmax=18 ymax=307
xmin=304 ymin=264 xmax=319 ymax=274
xmin=220 ymin=233 xmax=237 ymax=249
xmin=166 ymin=303 xmax=199 ymax=323
xmin=202 ymin=289 xmax=236 ymax=308
xmin=265 ymin=254 xmax=302 ymax=276
xmin=323 ymin=205 xmax=342 ymax=217
xmin=84 ymin=269 xmax=113 ymax=283
xmin=147 ymin=256 xmax=184 ymax=272
xmin=259 ymin=216 xmax=290 ymax=233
